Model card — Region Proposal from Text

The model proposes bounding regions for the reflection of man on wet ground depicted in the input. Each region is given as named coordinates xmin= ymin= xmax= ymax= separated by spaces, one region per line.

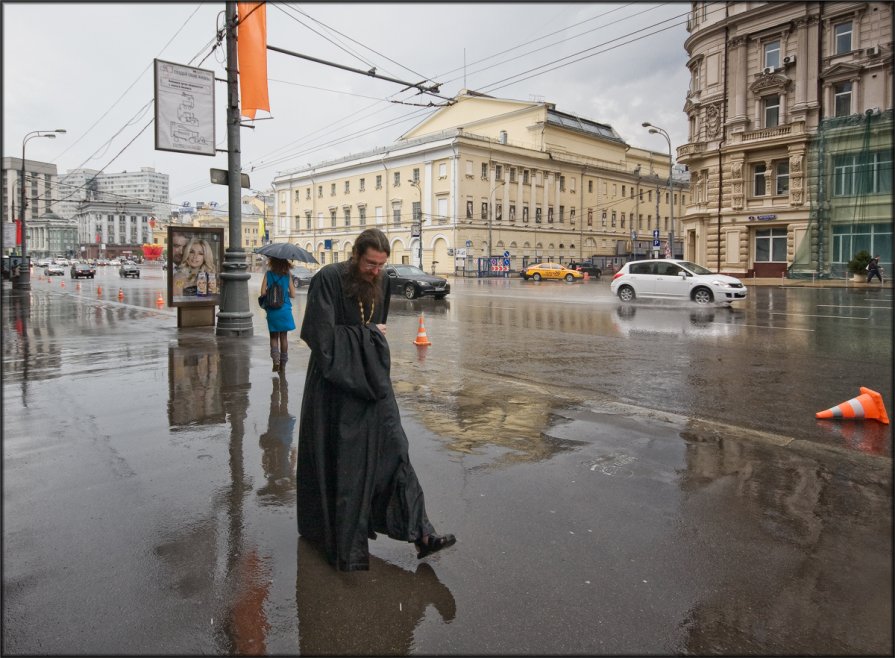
xmin=297 ymin=227 xmax=456 ymax=571
xmin=295 ymin=537 xmax=456 ymax=655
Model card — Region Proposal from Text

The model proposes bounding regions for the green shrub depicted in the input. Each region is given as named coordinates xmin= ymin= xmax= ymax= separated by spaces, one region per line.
xmin=847 ymin=250 xmax=872 ymax=275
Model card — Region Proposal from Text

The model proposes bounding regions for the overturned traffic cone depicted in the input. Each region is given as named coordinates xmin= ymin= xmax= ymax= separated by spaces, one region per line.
xmin=118 ymin=287 xmax=124 ymax=300
xmin=413 ymin=312 xmax=431 ymax=346
xmin=156 ymin=291 xmax=165 ymax=308
xmin=816 ymin=387 xmax=889 ymax=424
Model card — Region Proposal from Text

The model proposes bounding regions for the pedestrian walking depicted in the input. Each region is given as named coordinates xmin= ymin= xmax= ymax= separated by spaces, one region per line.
xmin=866 ymin=255 xmax=883 ymax=283
xmin=260 ymin=257 xmax=296 ymax=371
xmin=296 ymin=227 xmax=456 ymax=571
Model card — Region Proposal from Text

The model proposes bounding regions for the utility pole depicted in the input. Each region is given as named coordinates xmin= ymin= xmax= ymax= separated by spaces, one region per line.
xmin=216 ymin=1 xmax=253 ymax=337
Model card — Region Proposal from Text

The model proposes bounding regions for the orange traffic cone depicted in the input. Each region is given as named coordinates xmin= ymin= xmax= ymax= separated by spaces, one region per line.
xmin=118 ymin=287 xmax=124 ymax=300
xmin=156 ymin=291 xmax=164 ymax=308
xmin=816 ymin=387 xmax=889 ymax=424
xmin=413 ymin=312 xmax=431 ymax=346
xmin=97 ymin=285 xmax=103 ymax=296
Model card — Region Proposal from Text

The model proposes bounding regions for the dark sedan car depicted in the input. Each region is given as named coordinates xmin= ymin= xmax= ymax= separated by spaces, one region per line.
xmin=71 ymin=263 xmax=96 ymax=279
xmin=385 ymin=264 xmax=450 ymax=300
xmin=119 ymin=262 xmax=140 ymax=278
xmin=290 ymin=265 xmax=316 ymax=288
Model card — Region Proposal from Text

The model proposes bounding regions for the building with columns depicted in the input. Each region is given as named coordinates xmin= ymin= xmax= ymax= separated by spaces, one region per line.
xmin=271 ymin=91 xmax=688 ymax=275
xmin=678 ymin=1 xmax=892 ymax=277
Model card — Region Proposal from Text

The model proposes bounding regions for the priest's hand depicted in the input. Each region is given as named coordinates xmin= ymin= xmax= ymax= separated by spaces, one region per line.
xmin=376 ymin=323 xmax=387 ymax=335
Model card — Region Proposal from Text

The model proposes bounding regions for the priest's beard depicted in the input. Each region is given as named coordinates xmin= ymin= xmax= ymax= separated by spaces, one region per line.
xmin=345 ymin=259 xmax=382 ymax=308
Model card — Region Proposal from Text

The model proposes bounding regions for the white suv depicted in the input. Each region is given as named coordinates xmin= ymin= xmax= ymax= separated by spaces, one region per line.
xmin=610 ymin=259 xmax=748 ymax=305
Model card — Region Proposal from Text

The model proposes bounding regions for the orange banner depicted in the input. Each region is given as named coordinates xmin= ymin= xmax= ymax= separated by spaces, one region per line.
xmin=237 ymin=2 xmax=270 ymax=120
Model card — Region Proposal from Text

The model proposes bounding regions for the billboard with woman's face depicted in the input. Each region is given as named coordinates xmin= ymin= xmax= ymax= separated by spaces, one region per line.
xmin=167 ymin=227 xmax=224 ymax=307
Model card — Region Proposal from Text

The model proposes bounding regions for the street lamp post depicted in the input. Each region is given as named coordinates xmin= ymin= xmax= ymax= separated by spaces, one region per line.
xmin=15 ymin=129 xmax=66 ymax=291
xmin=642 ymin=122 xmax=674 ymax=259
xmin=487 ymin=180 xmax=505 ymax=262
xmin=409 ymin=179 xmax=422 ymax=268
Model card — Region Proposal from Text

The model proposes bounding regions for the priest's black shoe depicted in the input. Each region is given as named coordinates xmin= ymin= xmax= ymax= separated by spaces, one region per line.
xmin=415 ymin=533 xmax=457 ymax=559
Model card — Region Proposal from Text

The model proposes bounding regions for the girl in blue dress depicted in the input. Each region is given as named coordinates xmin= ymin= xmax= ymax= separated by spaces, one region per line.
xmin=260 ymin=257 xmax=296 ymax=371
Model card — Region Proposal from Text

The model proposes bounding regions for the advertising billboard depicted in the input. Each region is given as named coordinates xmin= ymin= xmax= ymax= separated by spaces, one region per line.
xmin=167 ymin=227 xmax=224 ymax=307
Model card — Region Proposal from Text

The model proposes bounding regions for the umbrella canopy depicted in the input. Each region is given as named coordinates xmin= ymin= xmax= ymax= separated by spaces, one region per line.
xmin=255 ymin=242 xmax=318 ymax=264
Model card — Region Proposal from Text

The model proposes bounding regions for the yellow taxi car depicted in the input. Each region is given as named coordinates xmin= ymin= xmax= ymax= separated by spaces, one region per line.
xmin=520 ymin=262 xmax=585 ymax=282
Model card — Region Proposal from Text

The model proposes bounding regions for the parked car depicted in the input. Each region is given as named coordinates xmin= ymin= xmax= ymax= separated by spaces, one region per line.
xmin=71 ymin=263 xmax=96 ymax=279
xmin=290 ymin=265 xmax=316 ymax=288
xmin=610 ymin=259 xmax=748 ymax=305
xmin=385 ymin=264 xmax=450 ymax=299
xmin=119 ymin=262 xmax=141 ymax=278
xmin=44 ymin=264 xmax=65 ymax=276
xmin=521 ymin=262 xmax=584 ymax=282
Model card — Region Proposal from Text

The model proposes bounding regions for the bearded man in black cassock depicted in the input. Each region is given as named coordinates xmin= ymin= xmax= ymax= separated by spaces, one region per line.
xmin=297 ymin=228 xmax=456 ymax=571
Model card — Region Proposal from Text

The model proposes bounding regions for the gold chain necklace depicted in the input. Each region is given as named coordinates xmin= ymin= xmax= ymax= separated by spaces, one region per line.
xmin=358 ymin=298 xmax=375 ymax=325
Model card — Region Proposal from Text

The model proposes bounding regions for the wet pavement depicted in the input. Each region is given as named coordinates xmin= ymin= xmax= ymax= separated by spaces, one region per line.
xmin=2 ymin=269 xmax=892 ymax=655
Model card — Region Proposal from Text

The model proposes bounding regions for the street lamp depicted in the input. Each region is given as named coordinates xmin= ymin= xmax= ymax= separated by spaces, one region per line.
xmin=487 ymin=179 xmax=506 ymax=260
xmin=15 ymin=129 xmax=66 ymax=290
xmin=408 ymin=179 xmax=423 ymax=268
xmin=642 ymin=122 xmax=674 ymax=259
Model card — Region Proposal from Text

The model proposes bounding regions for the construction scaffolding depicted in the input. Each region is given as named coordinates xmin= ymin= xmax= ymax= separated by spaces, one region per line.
xmin=792 ymin=108 xmax=893 ymax=278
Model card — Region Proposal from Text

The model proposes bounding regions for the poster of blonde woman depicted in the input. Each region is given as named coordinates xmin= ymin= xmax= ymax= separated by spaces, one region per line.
xmin=167 ymin=227 xmax=223 ymax=306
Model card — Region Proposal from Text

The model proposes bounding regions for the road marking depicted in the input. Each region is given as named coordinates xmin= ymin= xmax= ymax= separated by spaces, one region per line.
xmin=768 ymin=311 xmax=869 ymax=320
xmin=734 ymin=324 xmax=815 ymax=331
xmin=817 ymin=304 xmax=892 ymax=310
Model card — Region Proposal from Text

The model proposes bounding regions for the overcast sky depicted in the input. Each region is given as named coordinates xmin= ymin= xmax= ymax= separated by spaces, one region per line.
xmin=3 ymin=2 xmax=691 ymax=212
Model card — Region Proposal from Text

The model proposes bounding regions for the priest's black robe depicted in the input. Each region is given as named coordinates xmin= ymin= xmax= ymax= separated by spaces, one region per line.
xmin=297 ymin=261 xmax=435 ymax=571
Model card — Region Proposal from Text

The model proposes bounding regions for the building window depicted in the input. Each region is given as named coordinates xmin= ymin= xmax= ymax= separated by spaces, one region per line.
xmin=755 ymin=227 xmax=787 ymax=262
xmin=611 ymin=211 xmax=617 ymax=227
xmin=481 ymin=163 xmax=488 ymax=179
xmin=360 ymin=178 xmax=365 ymax=192
xmin=570 ymin=208 xmax=575 ymax=224
xmin=496 ymin=203 xmax=502 ymax=221
xmin=548 ymin=207 xmax=554 ymax=223
xmin=535 ymin=207 xmax=542 ymax=223
xmin=393 ymin=172 xmax=401 ymax=187
xmin=481 ymin=202 xmax=488 ymax=220
xmin=439 ymin=163 xmax=447 ymax=178
xmin=587 ymin=209 xmax=593 ymax=227
xmin=647 ymin=190 xmax=652 ymax=202
xmin=305 ymin=212 xmax=311 ymax=230
xmin=330 ymin=209 xmax=337 ymax=227
xmin=510 ymin=168 xmax=516 ymax=183
xmin=559 ymin=176 xmax=566 ymax=192
xmin=559 ymin=205 xmax=565 ymax=222
xmin=639 ymin=214 xmax=644 ymax=230
xmin=495 ymin=164 xmax=502 ymax=179
xmin=621 ymin=184 xmax=625 ymax=196
xmin=466 ymin=200 xmax=473 ymax=219
xmin=834 ymin=21 xmax=852 ymax=54
xmin=344 ymin=208 xmax=351 ymax=226
xmin=376 ymin=175 xmax=382 ymax=190
xmin=763 ymin=94 xmax=781 ymax=127
xmin=834 ymin=151 xmax=894 ymax=196
xmin=523 ymin=205 xmax=529 ymax=222
xmin=306 ymin=188 xmax=311 ymax=200
xmin=344 ymin=180 xmax=350 ymax=194
xmin=411 ymin=201 xmax=421 ymax=223
xmin=570 ymin=177 xmax=576 ymax=191
xmin=620 ymin=212 xmax=626 ymax=228
xmin=318 ymin=185 xmax=323 ymax=198
xmin=589 ymin=180 xmax=594 ymax=193
xmin=466 ymin=160 xmax=473 ymax=176
xmin=359 ymin=207 xmax=367 ymax=226
xmin=775 ymin=161 xmax=790 ymax=195
xmin=834 ymin=82 xmax=852 ymax=117
xmin=330 ymin=183 xmax=336 ymax=196
xmin=764 ymin=40 xmax=780 ymax=69
xmin=509 ymin=205 xmax=516 ymax=221
xmin=754 ymin=164 xmax=767 ymax=196
xmin=393 ymin=207 xmax=401 ymax=226
xmin=412 ymin=168 xmax=420 ymax=183
xmin=523 ymin=170 xmax=530 ymax=185
xmin=601 ymin=210 xmax=607 ymax=227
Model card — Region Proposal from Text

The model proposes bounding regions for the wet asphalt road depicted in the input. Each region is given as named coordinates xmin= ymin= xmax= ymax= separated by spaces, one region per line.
xmin=2 ymin=267 xmax=892 ymax=655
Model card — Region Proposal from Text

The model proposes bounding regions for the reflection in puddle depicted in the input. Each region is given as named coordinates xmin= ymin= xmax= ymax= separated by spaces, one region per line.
xmin=257 ymin=373 xmax=297 ymax=505
xmin=295 ymin=538 xmax=455 ymax=656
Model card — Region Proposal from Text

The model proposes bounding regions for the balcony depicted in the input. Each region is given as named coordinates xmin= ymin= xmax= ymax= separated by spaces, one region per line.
xmin=741 ymin=125 xmax=792 ymax=142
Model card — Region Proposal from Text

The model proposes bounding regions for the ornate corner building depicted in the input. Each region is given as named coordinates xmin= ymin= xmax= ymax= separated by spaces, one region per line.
xmin=679 ymin=1 xmax=892 ymax=278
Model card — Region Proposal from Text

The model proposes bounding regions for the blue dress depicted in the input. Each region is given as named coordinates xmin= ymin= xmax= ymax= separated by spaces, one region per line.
xmin=265 ymin=271 xmax=296 ymax=332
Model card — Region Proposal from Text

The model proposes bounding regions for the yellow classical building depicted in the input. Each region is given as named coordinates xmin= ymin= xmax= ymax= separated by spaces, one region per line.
xmin=271 ymin=91 xmax=688 ymax=275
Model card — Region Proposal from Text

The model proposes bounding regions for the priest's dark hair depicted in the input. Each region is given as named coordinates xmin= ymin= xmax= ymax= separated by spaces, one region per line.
xmin=346 ymin=228 xmax=390 ymax=306
xmin=352 ymin=228 xmax=391 ymax=259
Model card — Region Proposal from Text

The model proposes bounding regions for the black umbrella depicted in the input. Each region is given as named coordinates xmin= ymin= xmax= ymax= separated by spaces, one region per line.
xmin=255 ymin=242 xmax=318 ymax=263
